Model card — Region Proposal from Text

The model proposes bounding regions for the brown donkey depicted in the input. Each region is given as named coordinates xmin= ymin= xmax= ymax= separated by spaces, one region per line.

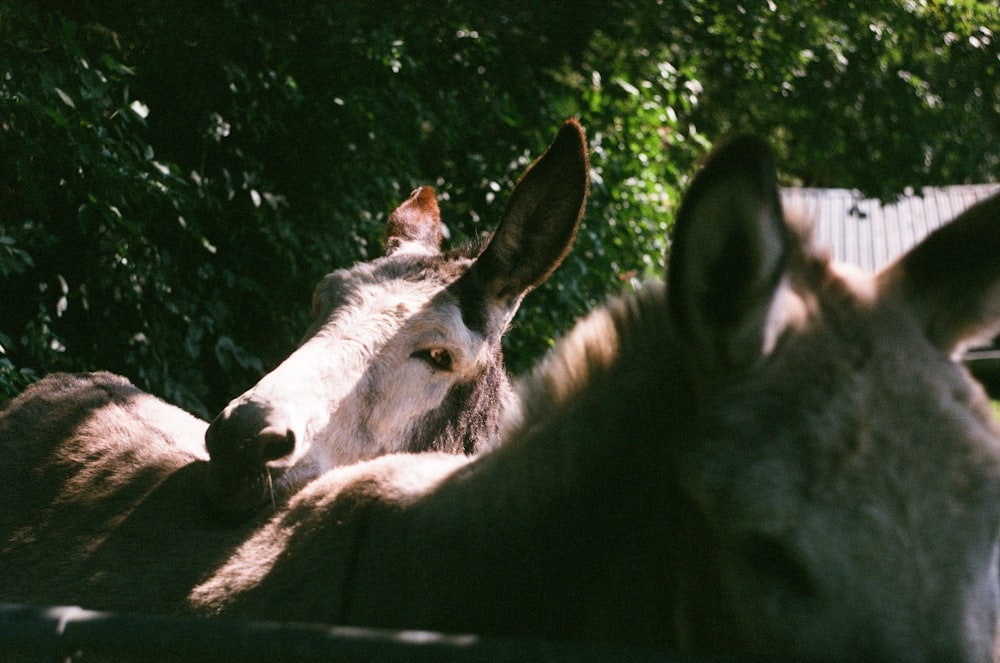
xmin=4 ymin=134 xmax=1000 ymax=661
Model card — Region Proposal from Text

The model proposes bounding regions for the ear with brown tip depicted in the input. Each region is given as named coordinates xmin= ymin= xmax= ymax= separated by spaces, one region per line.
xmin=469 ymin=119 xmax=589 ymax=304
xmin=668 ymin=135 xmax=791 ymax=375
xmin=384 ymin=186 xmax=443 ymax=257
xmin=877 ymin=192 xmax=1000 ymax=356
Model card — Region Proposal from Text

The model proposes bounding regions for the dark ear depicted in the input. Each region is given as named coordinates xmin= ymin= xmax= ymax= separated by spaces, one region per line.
xmin=667 ymin=135 xmax=790 ymax=374
xmin=877 ymin=192 xmax=1000 ymax=355
xmin=469 ymin=119 xmax=589 ymax=303
xmin=384 ymin=186 xmax=443 ymax=257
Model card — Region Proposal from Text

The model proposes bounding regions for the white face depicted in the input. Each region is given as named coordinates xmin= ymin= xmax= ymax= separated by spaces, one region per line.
xmin=203 ymin=251 xmax=513 ymax=515
xmin=266 ymin=264 xmax=496 ymax=473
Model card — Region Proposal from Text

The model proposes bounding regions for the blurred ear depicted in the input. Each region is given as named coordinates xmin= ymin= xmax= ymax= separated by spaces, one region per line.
xmin=384 ymin=186 xmax=442 ymax=257
xmin=667 ymin=135 xmax=791 ymax=374
xmin=469 ymin=119 xmax=589 ymax=304
xmin=877 ymin=192 xmax=1000 ymax=356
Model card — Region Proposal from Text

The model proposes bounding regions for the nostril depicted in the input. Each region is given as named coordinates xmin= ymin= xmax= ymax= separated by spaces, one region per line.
xmin=258 ymin=426 xmax=295 ymax=462
xmin=205 ymin=401 xmax=293 ymax=465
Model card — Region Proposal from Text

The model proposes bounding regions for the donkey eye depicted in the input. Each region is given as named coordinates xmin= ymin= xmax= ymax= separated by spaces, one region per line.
xmin=412 ymin=348 xmax=454 ymax=371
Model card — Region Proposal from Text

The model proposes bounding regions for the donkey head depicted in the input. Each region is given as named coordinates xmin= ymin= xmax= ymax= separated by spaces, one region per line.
xmin=666 ymin=136 xmax=1000 ymax=659
xmin=203 ymin=120 xmax=588 ymax=519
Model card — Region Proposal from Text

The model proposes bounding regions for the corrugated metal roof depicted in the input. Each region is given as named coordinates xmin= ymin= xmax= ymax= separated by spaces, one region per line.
xmin=780 ymin=184 xmax=1000 ymax=273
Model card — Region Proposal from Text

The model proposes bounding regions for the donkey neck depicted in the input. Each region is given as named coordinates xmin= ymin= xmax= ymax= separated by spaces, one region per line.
xmin=389 ymin=282 xmax=699 ymax=644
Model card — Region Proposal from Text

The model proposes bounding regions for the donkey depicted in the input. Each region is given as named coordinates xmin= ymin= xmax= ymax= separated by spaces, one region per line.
xmin=200 ymin=119 xmax=588 ymax=517
xmin=4 ymin=134 xmax=1000 ymax=661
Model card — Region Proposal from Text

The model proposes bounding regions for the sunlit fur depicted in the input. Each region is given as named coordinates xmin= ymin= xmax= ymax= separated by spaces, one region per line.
xmin=213 ymin=251 xmax=508 ymax=495
xmin=4 ymin=135 xmax=1000 ymax=661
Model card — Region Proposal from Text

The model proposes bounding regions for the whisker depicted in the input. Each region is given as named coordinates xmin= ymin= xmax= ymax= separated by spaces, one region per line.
xmin=266 ymin=468 xmax=276 ymax=509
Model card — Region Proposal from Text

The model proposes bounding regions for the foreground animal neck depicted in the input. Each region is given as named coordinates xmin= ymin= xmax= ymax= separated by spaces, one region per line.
xmin=196 ymin=283 xmax=698 ymax=647
xmin=361 ymin=283 xmax=699 ymax=644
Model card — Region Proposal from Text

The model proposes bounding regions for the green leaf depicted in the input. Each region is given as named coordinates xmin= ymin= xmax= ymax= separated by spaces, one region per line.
xmin=53 ymin=86 xmax=75 ymax=108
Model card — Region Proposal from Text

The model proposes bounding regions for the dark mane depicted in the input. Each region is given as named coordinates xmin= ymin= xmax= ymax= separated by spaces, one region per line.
xmin=505 ymin=279 xmax=669 ymax=439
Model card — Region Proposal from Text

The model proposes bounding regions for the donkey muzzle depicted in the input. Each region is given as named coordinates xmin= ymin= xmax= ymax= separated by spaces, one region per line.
xmin=203 ymin=401 xmax=296 ymax=518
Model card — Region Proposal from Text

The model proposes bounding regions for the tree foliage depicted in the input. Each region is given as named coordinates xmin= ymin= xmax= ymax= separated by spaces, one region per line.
xmin=2 ymin=0 xmax=997 ymax=413
xmin=671 ymin=0 xmax=1000 ymax=199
